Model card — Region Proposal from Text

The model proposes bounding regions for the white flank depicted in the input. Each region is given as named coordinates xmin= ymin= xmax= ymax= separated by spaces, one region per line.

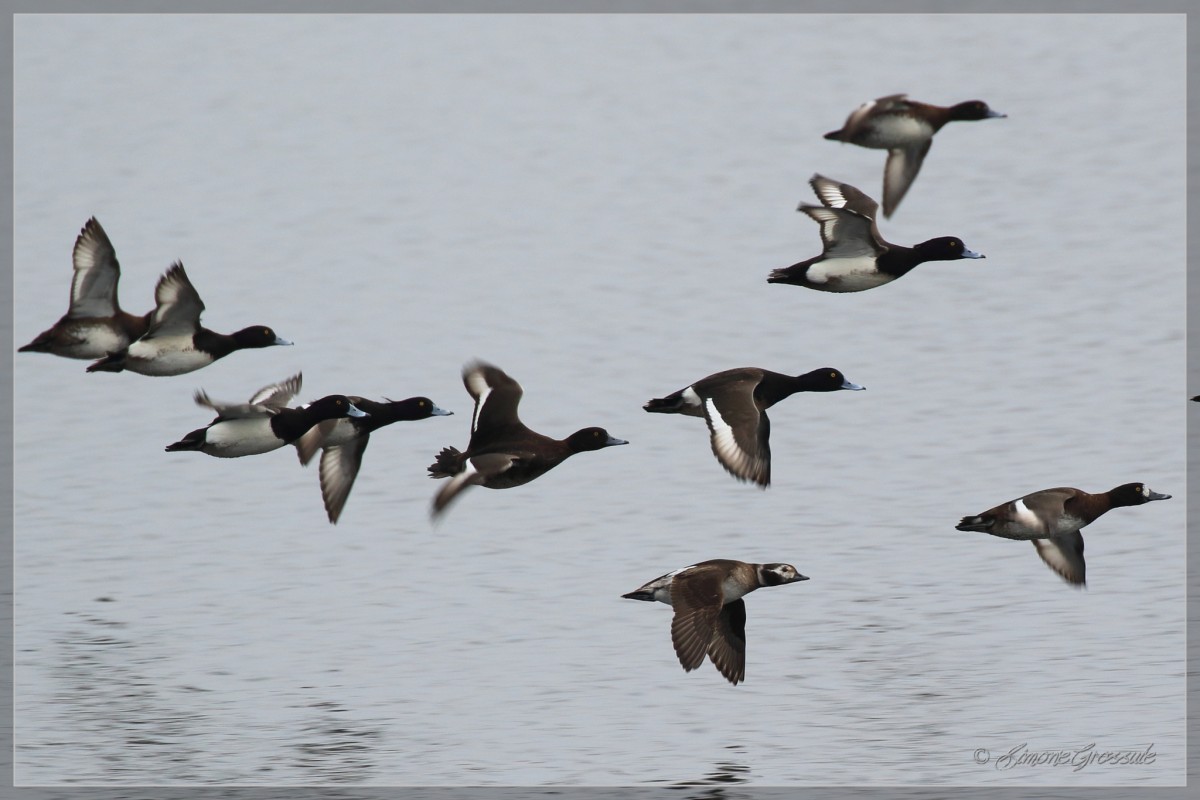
xmin=126 ymin=336 xmax=212 ymax=375
xmin=804 ymin=256 xmax=886 ymax=290
xmin=680 ymin=386 xmax=703 ymax=408
xmin=203 ymin=419 xmax=286 ymax=458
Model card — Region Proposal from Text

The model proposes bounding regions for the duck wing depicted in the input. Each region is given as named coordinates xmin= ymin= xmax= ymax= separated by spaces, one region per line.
xmin=1032 ymin=532 xmax=1086 ymax=587
xmin=463 ymin=361 xmax=528 ymax=448
xmin=194 ymin=373 xmax=302 ymax=421
xmin=698 ymin=376 xmax=771 ymax=487
xmin=431 ymin=452 xmax=519 ymax=518
xmin=802 ymin=175 xmax=886 ymax=257
xmin=68 ymin=217 xmax=122 ymax=318
xmin=707 ymin=599 xmax=748 ymax=685
xmin=248 ymin=372 xmax=303 ymax=411
xmin=669 ymin=565 xmax=725 ymax=672
xmin=318 ymin=436 xmax=369 ymax=524
xmin=144 ymin=262 xmax=204 ymax=338
xmin=881 ymin=139 xmax=932 ymax=218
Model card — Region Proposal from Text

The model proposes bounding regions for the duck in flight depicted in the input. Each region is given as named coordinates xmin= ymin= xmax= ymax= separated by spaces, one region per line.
xmin=428 ymin=361 xmax=627 ymax=518
xmin=767 ymin=174 xmax=984 ymax=293
xmin=824 ymin=94 xmax=1005 ymax=217
xmin=87 ymin=262 xmax=291 ymax=376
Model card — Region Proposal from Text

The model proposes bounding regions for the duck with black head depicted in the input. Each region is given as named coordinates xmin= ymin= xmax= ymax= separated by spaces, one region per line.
xmin=165 ymin=373 xmax=368 ymax=458
xmin=87 ymin=262 xmax=291 ymax=376
xmin=768 ymin=174 xmax=984 ymax=293
xmin=427 ymin=361 xmax=627 ymax=518
xmin=644 ymin=365 xmax=864 ymax=486
xmin=296 ymin=395 xmax=453 ymax=524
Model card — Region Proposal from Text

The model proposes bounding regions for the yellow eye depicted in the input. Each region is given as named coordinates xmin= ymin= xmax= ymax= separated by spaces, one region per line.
xmin=829 ymin=372 xmax=836 ymax=379
xmin=419 ymin=400 xmax=426 ymax=407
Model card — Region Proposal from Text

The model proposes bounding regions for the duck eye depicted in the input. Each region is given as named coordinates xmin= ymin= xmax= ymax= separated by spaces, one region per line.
xmin=419 ymin=400 xmax=426 ymax=407
xmin=829 ymin=372 xmax=836 ymax=379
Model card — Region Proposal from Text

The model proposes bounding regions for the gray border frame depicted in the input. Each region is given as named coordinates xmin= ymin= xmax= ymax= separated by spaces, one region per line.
xmin=2 ymin=2 xmax=1193 ymax=798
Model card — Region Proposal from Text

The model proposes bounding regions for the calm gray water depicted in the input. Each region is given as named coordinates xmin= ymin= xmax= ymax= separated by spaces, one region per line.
xmin=12 ymin=13 xmax=1186 ymax=787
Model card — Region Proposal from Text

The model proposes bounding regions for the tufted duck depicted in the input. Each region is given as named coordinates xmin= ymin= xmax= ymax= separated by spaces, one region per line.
xmin=296 ymin=396 xmax=453 ymax=524
xmin=644 ymin=366 xmax=864 ymax=486
xmin=87 ymin=262 xmax=291 ymax=376
xmin=767 ymin=174 xmax=983 ymax=292
xmin=165 ymin=372 xmax=367 ymax=458
xmin=427 ymin=361 xmax=627 ymax=517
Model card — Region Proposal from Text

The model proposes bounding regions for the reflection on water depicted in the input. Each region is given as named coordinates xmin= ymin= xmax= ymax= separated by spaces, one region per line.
xmin=47 ymin=608 xmax=207 ymax=783
xmin=292 ymin=701 xmax=384 ymax=783
xmin=25 ymin=602 xmax=386 ymax=784
xmin=669 ymin=747 xmax=752 ymax=800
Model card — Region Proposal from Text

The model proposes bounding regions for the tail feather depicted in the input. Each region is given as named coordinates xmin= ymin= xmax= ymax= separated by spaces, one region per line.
xmin=428 ymin=445 xmax=463 ymax=478
xmin=18 ymin=332 xmax=52 ymax=353
xmin=621 ymin=590 xmax=655 ymax=601
xmin=86 ymin=350 xmax=127 ymax=373
xmin=165 ymin=428 xmax=206 ymax=452
xmin=643 ymin=391 xmax=688 ymax=414
xmin=955 ymin=515 xmax=992 ymax=532
xmin=767 ymin=264 xmax=806 ymax=285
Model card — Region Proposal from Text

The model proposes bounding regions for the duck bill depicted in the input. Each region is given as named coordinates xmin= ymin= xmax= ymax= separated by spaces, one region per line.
xmin=431 ymin=406 xmax=454 ymax=416
xmin=961 ymin=248 xmax=985 ymax=259
xmin=841 ymin=380 xmax=866 ymax=391
xmin=605 ymin=436 xmax=629 ymax=447
xmin=1147 ymin=490 xmax=1171 ymax=501
xmin=274 ymin=336 xmax=294 ymax=346
xmin=346 ymin=402 xmax=369 ymax=418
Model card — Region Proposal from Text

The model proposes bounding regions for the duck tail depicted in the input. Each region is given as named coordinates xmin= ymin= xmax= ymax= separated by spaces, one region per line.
xmin=823 ymin=129 xmax=846 ymax=141
xmin=165 ymin=429 xmax=206 ymax=452
xmin=86 ymin=350 xmax=126 ymax=373
xmin=955 ymin=515 xmax=992 ymax=532
xmin=621 ymin=590 xmax=656 ymax=602
xmin=767 ymin=264 xmax=803 ymax=285
xmin=643 ymin=395 xmax=683 ymax=414
xmin=428 ymin=446 xmax=463 ymax=478
xmin=17 ymin=331 xmax=52 ymax=353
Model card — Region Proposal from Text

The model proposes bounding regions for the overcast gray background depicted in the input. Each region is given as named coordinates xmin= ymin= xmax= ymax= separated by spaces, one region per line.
xmin=11 ymin=12 xmax=1186 ymax=787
